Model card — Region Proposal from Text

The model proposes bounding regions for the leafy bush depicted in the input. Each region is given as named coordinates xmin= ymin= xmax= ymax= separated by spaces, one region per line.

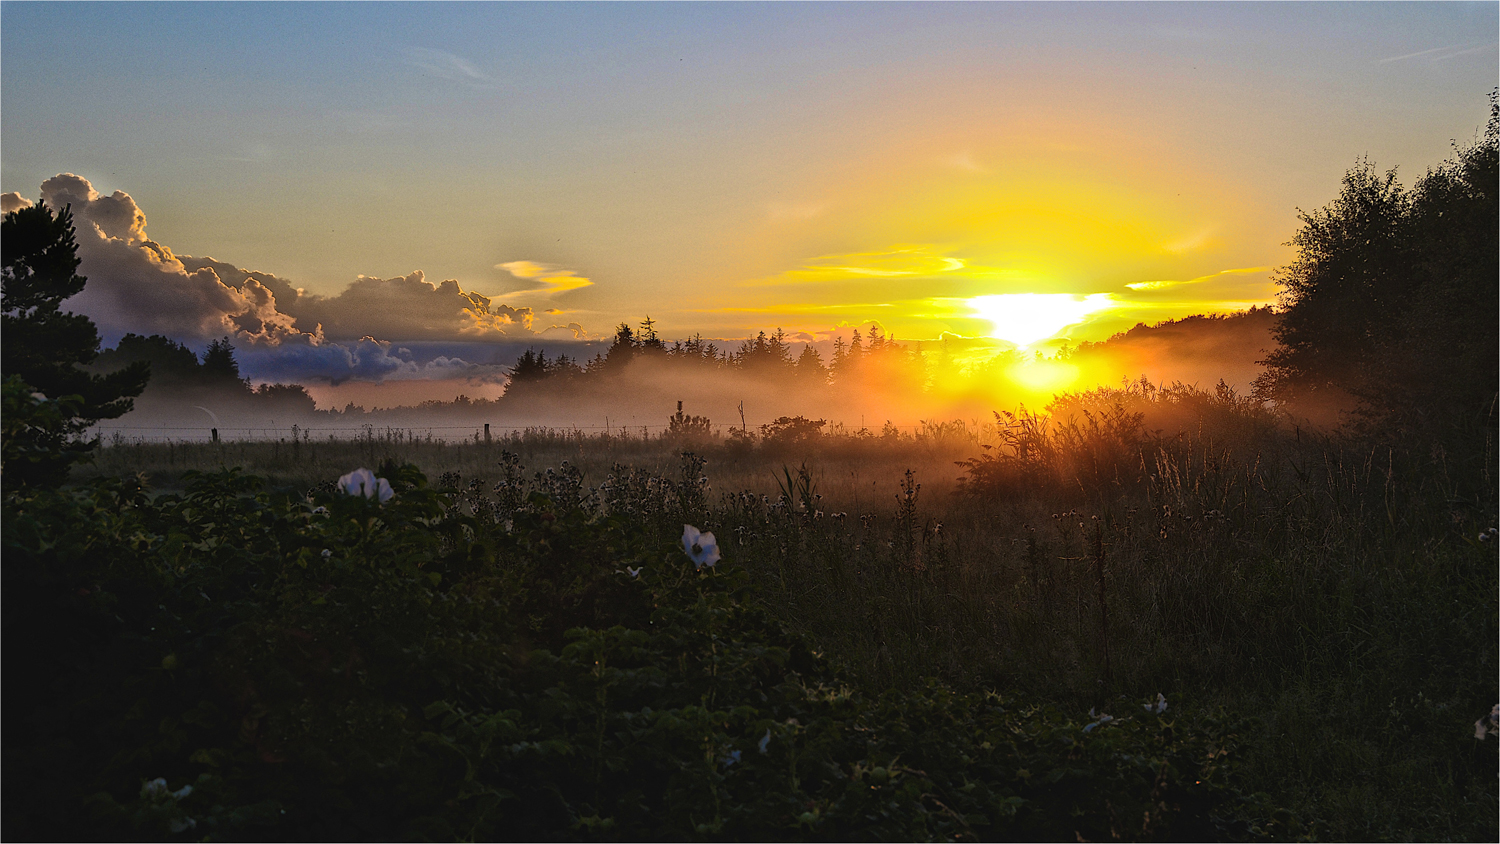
xmin=3 ymin=463 xmax=1279 ymax=841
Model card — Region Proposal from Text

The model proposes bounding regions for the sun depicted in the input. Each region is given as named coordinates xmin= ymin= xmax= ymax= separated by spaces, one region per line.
xmin=967 ymin=293 xmax=1114 ymax=347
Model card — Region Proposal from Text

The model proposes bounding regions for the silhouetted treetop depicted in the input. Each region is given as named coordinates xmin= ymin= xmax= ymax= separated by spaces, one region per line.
xmin=1255 ymin=91 xmax=1498 ymax=437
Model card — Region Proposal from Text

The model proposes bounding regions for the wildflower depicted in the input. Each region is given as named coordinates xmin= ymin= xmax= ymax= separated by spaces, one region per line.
xmin=722 ymin=749 xmax=742 ymax=767
xmin=141 ymin=778 xmax=192 ymax=801
xmin=170 ymin=818 xmax=197 ymax=833
xmin=1144 ymin=693 xmax=1167 ymax=714
xmin=1480 ymin=527 xmax=1498 ymax=543
xmin=682 ymin=524 xmax=721 ymax=570
xmin=1083 ymin=707 xmax=1114 ymax=733
xmin=615 ymin=565 xmax=643 ymax=579
xmin=338 ymin=468 xmax=394 ymax=503
xmin=311 ymin=505 xmax=329 ymax=515
xmin=1478 ymin=704 xmax=1500 ymax=740
xmin=758 ymin=728 xmax=772 ymax=754
xmin=321 ymin=549 xmax=332 ymax=559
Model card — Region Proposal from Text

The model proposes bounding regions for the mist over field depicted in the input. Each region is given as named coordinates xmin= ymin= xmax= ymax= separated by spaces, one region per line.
xmin=91 ymin=308 xmax=1281 ymax=443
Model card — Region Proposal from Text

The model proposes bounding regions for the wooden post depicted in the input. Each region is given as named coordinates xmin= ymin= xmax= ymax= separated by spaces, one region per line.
xmin=484 ymin=423 xmax=491 ymax=444
xmin=211 ymin=428 xmax=219 ymax=443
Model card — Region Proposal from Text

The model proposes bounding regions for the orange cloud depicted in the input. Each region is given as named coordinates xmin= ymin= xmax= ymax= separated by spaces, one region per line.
xmin=496 ymin=260 xmax=594 ymax=296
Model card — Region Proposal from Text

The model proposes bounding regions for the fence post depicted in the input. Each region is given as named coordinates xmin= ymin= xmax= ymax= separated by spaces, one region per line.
xmin=211 ymin=428 xmax=219 ymax=444
xmin=484 ymin=423 xmax=491 ymax=444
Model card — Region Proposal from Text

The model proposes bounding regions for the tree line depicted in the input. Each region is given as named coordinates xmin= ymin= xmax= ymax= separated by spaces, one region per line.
xmin=504 ymin=317 xmax=920 ymax=395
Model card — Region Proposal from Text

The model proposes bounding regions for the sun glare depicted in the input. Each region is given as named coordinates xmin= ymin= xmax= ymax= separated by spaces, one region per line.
xmin=1006 ymin=358 xmax=1080 ymax=395
xmin=967 ymin=293 xmax=1114 ymax=347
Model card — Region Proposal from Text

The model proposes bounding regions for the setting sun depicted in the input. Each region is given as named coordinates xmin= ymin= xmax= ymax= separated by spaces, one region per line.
xmin=967 ymin=293 xmax=1115 ymax=347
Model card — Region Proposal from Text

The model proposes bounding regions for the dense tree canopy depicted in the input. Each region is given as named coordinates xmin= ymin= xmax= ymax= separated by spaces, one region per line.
xmin=91 ymin=333 xmax=318 ymax=419
xmin=1255 ymin=93 xmax=1498 ymax=439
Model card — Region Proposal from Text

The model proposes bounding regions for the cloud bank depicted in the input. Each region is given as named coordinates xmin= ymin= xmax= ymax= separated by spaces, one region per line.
xmin=13 ymin=174 xmax=587 ymax=387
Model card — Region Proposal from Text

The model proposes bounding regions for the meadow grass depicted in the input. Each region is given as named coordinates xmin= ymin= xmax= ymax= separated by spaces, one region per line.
xmin=78 ymin=392 xmax=1499 ymax=841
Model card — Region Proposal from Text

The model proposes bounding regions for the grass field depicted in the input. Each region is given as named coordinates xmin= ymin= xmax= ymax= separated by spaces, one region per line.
xmin=71 ymin=381 xmax=1500 ymax=840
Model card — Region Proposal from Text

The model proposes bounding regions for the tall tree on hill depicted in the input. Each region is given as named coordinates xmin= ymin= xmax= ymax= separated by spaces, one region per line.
xmin=93 ymin=334 xmax=203 ymax=390
xmin=637 ymin=315 xmax=666 ymax=356
xmin=201 ymin=337 xmax=245 ymax=385
xmin=604 ymin=322 xmax=638 ymax=370
xmin=1255 ymin=92 xmax=1498 ymax=440
xmin=794 ymin=344 xmax=827 ymax=386
xmin=2 ymin=202 xmax=149 ymax=487
xmin=507 ymin=348 xmax=550 ymax=390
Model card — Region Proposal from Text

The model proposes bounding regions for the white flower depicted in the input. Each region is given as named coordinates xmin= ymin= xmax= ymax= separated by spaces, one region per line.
xmin=1144 ymin=693 xmax=1167 ymax=714
xmin=1480 ymin=704 xmax=1500 ymax=740
xmin=142 ymin=778 xmax=168 ymax=798
xmin=722 ymin=749 xmax=742 ymax=767
xmin=682 ymin=524 xmax=721 ymax=570
xmin=172 ymin=784 xmax=193 ymax=800
xmin=758 ymin=728 xmax=772 ymax=754
xmin=321 ymin=548 xmax=332 ymax=559
xmin=169 ymin=817 xmax=197 ymax=833
xmin=311 ymin=505 xmax=329 ymax=515
xmin=627 ymin=566 xmax=642 ymax=578
xmin=338 ymin=468 xmax=394 ymax=503
xmin=1083 ymin=708 xmax=1114 ymax=733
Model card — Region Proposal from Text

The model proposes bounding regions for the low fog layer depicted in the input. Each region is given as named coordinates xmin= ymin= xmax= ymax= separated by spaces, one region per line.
xmin=92 ymin=310 xmax=1279 ymax=442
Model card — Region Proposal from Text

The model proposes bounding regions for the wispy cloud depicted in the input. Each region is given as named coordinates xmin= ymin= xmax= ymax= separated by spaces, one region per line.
xmin=496 ymin=260 xmax=594 ymax=297
xmin=1123 ymin=266 xmax=1273 ymax=298
xmin=751 ymin=246 xmax=968 ymax=286
xmin=1377 ymin=43 xmax=1493 ymax=64
xmin=1124 ymin=280 xmax=1185 ymax=292
xmin=403 ymin=47 xmax=495 ymax=87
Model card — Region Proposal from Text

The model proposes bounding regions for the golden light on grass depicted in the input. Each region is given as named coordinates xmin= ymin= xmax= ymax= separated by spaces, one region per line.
xmin=967 ymin=293 xmax=1115 ymax=347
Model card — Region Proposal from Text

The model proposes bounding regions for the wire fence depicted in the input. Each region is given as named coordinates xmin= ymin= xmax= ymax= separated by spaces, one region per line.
xmin=90 ymin=423 xmax=674 ymax=446
xmin=88 ymin=419 xmax=989 ymax=446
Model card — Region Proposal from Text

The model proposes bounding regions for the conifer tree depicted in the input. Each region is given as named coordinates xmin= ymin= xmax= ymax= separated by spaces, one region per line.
xmin=2 ymin=202 xmax=148 ymax=487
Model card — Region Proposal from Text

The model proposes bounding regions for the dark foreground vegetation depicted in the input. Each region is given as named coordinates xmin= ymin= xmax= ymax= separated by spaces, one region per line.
xmin=4 ymin=100 xmax=1496 ymax=841
xmin=13 ymin=377 xmax=1495 ymax=841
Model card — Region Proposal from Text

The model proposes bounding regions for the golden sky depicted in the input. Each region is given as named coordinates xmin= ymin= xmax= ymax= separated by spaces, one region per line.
xmin=2 ymin=2 xmax=1495 ymax=388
